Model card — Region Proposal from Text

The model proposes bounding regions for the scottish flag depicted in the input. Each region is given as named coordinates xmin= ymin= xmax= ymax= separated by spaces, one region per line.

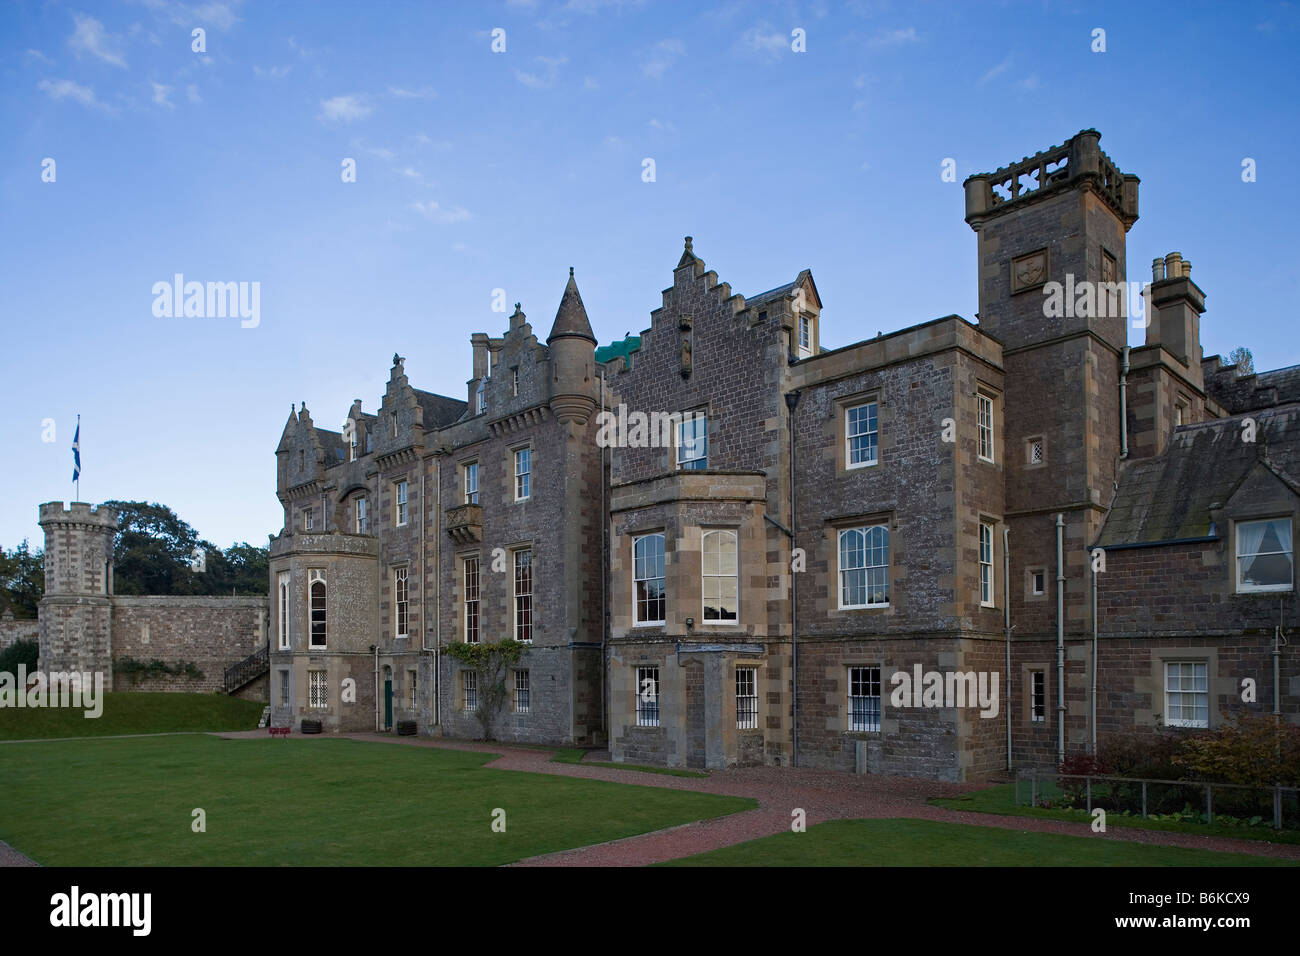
xmin=72 ymin=417 xmax=80 ymax=482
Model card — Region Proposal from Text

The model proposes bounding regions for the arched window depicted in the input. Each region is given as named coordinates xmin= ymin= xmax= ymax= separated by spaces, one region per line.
xmin=310 ymin=579 xmax=327 ymax=647
xmin=839 ymin=525 xmax=890 ymax=609
xmin=702 ymin=530 xmax=738 ymax=624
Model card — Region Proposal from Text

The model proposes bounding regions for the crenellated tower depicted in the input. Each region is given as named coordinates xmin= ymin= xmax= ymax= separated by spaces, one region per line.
xmin=37 ymin=501 xmax=118 ymax=677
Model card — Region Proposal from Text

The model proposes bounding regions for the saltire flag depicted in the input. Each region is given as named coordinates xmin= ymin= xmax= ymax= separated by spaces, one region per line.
xmin=72 ymin=416 xmax=81 ymax=482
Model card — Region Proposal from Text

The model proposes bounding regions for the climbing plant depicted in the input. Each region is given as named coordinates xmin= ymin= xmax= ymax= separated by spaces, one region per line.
xmin=440 ymin=639 xmax=526 ymax=741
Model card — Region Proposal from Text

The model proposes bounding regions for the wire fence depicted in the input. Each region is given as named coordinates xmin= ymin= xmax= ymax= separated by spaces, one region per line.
xmin=1017 ymin=769 xmax=1300 ymax=830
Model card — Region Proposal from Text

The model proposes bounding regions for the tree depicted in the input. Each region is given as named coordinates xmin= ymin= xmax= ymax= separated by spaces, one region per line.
xmin=440 ymin=640 xmax=526 ymax=741
xmin=0 ymin=540 xmax=44 ymax=618
xmin=102 ymin=501 xmax=269 ymax=596
xmin=1227 ymin=346 xmax=1254 ymax=376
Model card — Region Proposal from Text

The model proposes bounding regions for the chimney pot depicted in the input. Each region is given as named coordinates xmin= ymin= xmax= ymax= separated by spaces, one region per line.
xmin=1152 ymin=257 xmax=1165 ymax=282
xmin=1164 ymin=252 xmax=1183 ymax=278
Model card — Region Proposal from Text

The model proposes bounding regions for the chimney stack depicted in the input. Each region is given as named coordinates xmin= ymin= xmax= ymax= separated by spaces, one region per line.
xmin=1143 ymin=249 xmax=1206 ymax=388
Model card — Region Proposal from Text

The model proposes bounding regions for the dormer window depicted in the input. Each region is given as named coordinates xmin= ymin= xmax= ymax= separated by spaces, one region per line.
xmin=1236 ymin=518 xmax=1293 ymax=593
xmin=476 ymin=377 xmax=487 ymax=415
xmin=797 ymin=314 xmax=812 ymax=358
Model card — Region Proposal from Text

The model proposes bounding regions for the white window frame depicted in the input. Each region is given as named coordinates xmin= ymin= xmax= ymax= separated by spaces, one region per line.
xmin=838 ymin=525 xmax=890 ymax=609
xmin=354 ymin=496 xmax=368 ymax=534
xmin=279 ymin=669 xmax=290 ymax=706
xmin=848 ymin=665 xmax=882 ymax=732
xmin=979 ymin=522 xmax=995 ymax=608
xmin=1164 ymin=661 xmax=1209 ymax=729
xmin=1235 ymin=517 xmax=1294 ymax=594
xmin=408 ymin=669 xmax=418 ymax=709
xmin=303 ymin=508 xmax=313 ymax=531
xmin=513 ymin=548 xmax=533 ymax=643
xmin=395 ymin=480 xmax=408 ymax=527
xmin=1030 ymin=569 xmax=1046 ymax=596
xmin=464 ymin=462 xmax=478 ymax=505
xmin=464 ymin=555 xmax=480 ymax=644
xmin=514 ymin=447 xmax=531 ymax=501
xmin=736 ymin=666 xmax=758 ymax=729
xmin=277 ymin=571 xmax=290 ymax=650
xmin=845 ymin=401 xmax=879 ymax=469
xmin=309 ymin=573 xmax=327 ymax=649
xmin=797 ymin=314 xmax=812 ymax=358
xmin=514 ymin=669 xmax=530 ymax=714
xmin=393 ymin=566 xmax=409 ymax=639
xmin=636 ymin=666 xmax=660 ymax=727
xmin=476 ymin=378 xmax=487 ymax=415
xmin=308 ymin=670 xmax=328 ymax=709
xmin=676 ymin=413 xmax=708 ymax=470
xmin=702 ymin=529 xmax=738 ymax=625
xmin=977 ymin=392 xmax=995 ymax=463
xmin=633 ymin=533 xmax=666 ymax=626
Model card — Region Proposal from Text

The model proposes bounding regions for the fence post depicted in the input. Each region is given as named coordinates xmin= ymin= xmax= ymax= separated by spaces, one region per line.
xmin=1206 ymin=784 xmax=1213 ymax=826
xmin=1086 ymin=777 xmax=1092 ymax=813
xmin=1141 ymin=781 xmax=1147 ymax=819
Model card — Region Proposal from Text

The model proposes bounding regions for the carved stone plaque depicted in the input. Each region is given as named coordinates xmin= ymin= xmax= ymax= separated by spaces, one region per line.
xmin=1011 ymin=249 xmax=1049 ymax=293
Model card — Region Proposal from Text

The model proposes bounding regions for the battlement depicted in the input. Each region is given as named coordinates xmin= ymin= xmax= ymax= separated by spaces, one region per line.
xmin=39 ymin=501 xmax=120 ymax=529
xmin=964 ymin=128 xmax=1139 ymax=230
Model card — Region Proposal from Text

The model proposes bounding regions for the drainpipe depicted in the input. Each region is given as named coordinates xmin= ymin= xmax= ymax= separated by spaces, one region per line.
xmin=434 ymin=456 xmax=441 ymax=726
xmin=1119 ymin=346 xmax=1130 ymax=459
xmin=785 ymin=390 xmax=801 ymax=768
xmin=1091 ymin=562 xmax=1098 ymax=753
xmin=1004 ymin=527 xmax=1012 ymax=771
xmin=1056 ymin=514 xmax=1065 ymax=766
xmin=373 ymin=643 xmax=379 ymax=733
xmin=600 ymin=370 xmax=609 ymax=749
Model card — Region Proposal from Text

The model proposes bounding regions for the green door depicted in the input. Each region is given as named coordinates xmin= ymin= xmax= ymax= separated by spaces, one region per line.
xmin=384 ymin=679 xmax=393 ymax=730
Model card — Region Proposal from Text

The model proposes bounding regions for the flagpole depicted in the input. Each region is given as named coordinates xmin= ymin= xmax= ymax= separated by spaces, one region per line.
xmin=74 ymin=414 xmax=80 ymax=502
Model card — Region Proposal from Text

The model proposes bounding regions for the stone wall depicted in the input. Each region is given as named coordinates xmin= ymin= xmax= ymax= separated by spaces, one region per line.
xmin=0 ymin=616 xmax=39 ymax=653
xmin=109 ymin=596 xmax=268 ymax=695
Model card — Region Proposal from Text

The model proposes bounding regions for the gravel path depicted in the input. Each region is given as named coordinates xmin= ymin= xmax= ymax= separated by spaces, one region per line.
xmin=0 ymin=841 xmax=38 ymax=867
xmin=324 ymin=734 xmax=1300 ymax=867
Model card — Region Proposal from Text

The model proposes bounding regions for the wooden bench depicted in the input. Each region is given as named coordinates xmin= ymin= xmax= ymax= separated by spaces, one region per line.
xmin=268 ymin=726 xmax=291 ymax=738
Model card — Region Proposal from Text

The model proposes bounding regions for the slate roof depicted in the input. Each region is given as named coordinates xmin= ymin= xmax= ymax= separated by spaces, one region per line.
xmin=548 ymin=269 xmax=596 ymax=344
xmin=1255 ymin=364 xmax=1300 ymax=404
xmin=1096 ymin=404 xmax=1300 ymax=547
xmin=595 ymin=334 xmax=641 ymax=367
xmin=413 ymin=389 xmax=468 ymax=428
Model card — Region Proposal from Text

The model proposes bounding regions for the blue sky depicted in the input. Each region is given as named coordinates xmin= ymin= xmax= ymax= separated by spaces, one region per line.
xmin=2 ymin=0 xmax=1297 ymax=551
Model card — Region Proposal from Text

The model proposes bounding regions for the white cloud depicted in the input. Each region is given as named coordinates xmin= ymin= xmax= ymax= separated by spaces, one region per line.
xmin=1017 ymin=74 xmax=1040 ymax=91
xmin=643 ymin=38 xmax=684 ymax=79
xmin=186 ymin=83 xmax=201 ymax=103
xmin=25 ymin=49 xmax=55 ymax=65
xmin=38 ymin=78 xmax=113 ymax=112
xmin=151 ymin=81 xmax=174 ymax=108
xmin=867 ymin=27 xmax=920 ymax=48
xmin=738 ymin=25 xmax=786 ymax=58
xmin=978 ymin=55 xmax=1012 ymax=86
xmin=516 ymin=54 xmax=567 ymax=89
xmin=388 ymin=84 xmax=437 ymax=99
xmin=70 ymin=14 xmax=128 ymax=68
xmin=319 ymin=94 xmax=372 ymax=124
xmin=647 ymin=118 xmax=676 ymax=133
xmin=136 ymin=0 xmax=241 ymax=31
xmin=583 ymin=75 xmax=599 ymax=90
xmin=412 ymin=200 xmax=470 ymax=224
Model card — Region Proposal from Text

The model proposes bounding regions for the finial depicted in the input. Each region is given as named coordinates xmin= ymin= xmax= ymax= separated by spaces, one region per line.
xmin=569 ymin=266 xmax=574 ymax=278
xmin=514 ymin=301 xmax=522 ymax=312
xmin=684 ymin=236 xmax=693 ymax=253
xmin=393 ymin=352 xmax=404 ymax=366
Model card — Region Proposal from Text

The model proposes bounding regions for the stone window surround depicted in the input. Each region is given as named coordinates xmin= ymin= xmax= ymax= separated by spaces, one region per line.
xmin=632 ymin=530 xmax=667 ymax=628
xmin=458 ymin=551 xmax=480 ymax=644
xmin=510 ymin=442 xmax=532 ymax=502
xmin=735 ymin=663 xmax=760 ymax=729
xmin=701 ymin=528 xmax=739 ymax=627
xmin=512 ymin=544 xmax=534 ymax=643
xmin=843 ymin=662 xmax=884 ymax=736
xmin=277 ymin=571 xmax=290 ymax=649
xmin=461 ymin=458 xmax=479 ymax=505
xmin=834 ymin=389 xmax=882 ymax=473
xmin=1021 ymin=663 xmax=1049 ymax=724
xmin=1146 ymin=648 xmax=1221 ymax=730
xmin=393 ymin=477 xmax=410 ymax=527
xmin=1230 ymin=514 xmax=1295 ymax=595
xmin=827 ymin=512 xmax=894 ymax=613
xmin=976 ymin=386 xmax=998 ymax=464
xmin=392 ymin=564 xmax=410 ymax=640
xmin=1025 ymin=435 xmax=1046 ymax=468
xmin=978 ymin=517 xmax=997 ymax=608
xmin=308 ymin=569 xmax=327 ymax=649
xmin=1161 ymin=657 xmax=1211 ymax=729
xmin=674 ymin=406 xmax=709 ymax=471
xmin=1025 ymin=566 xmax=1048 ymax=601
xmin=514 ymin=668 xmax=530 ymax=714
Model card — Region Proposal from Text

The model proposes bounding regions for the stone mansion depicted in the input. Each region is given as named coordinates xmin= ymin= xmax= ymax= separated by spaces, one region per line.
xmin=40 ymin=129 xmax=1298 ymax=781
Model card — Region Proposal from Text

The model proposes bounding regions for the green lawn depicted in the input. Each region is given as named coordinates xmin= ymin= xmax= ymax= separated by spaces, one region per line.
xmin=0 ymin=736 xmax=754 ymax=866
xmin=0 ymin=692 xmax=265 ymax=740
xmin=661 ymin=818 xmax=1298 ymax=866
xmin=930 ymin=783 xmax=1300 ymax=846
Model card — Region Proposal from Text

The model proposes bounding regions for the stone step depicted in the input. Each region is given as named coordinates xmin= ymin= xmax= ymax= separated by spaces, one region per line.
xmin=257 ymin=705 xmax=271 ymax=729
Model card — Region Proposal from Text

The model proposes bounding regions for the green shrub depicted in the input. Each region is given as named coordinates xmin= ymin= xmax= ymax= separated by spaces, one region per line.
xmin=0 ymin=638 xmax=39 ymax=674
